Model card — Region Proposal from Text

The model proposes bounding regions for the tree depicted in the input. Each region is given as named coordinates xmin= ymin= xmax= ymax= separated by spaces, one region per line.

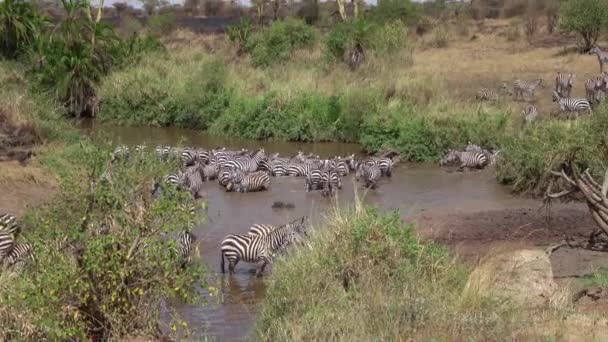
xmin=113 ymin=2 xmax=128 ymax=17
xmin=336 ymin=0 xmax=346 ymax=20
xmin=0 ymin=0 xmax=43 ymax=58
xmin=139 ymin=0 xmax=161 ymax=16
xmin=560 ymin=0 xmax=608 ymax=51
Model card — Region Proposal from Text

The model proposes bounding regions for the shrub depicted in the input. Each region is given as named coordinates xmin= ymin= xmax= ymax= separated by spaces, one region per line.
xmin=0 ymin=0 xmax=45 ymax=59
xmin=560 ymin=0 xmax=608 ymax=51
xmin=370 ymin=19 xmax=408 ymax=54
xmin=504 ymin=24 xmax=521 ymax=41
xmin=369 ymin=0 xmax=421 ymax=26
xmin=0 ymin=143 xmax=206 ymax=339
xmin=227 ymin=17 xmax=254 ymax=54
xmin=428 ymin=26 xmax=449 ymax=48
xmin=256 ymin=205 xmax=519 ymax=341
xmin=246 ymin=18 xmax=316 ymax=67
xmin=147 ymin=12 xmax=176 ymax=37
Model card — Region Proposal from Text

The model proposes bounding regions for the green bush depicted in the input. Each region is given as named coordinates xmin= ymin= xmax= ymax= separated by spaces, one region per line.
xmin=0 ymin=0 xmax=45 ymax=59
xmin=256 ymin=205 xmax=519 ymax=340
xmin=496 ymin=110 xmax=608 ymax=195
xmin=560 ymin=0 xmax=608 ymax=51
xmin=369 ymin=0 xmax=421 ymax=25
xmin=245 ymin=18 xmax=316 ymax=67
xmin=227 ymin=17 xmax=254 ymax=53
xmin=147 ymin=12 xmax=176 ymax=37
xmin=428 ymin=26 xmax=450 ymax=48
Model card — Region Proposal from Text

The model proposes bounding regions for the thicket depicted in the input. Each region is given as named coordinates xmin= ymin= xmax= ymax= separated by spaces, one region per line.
xmin=560 ymin=0 xmax=608 ymax=51
xmin=256 ymin=205 xmax=522 ymax=340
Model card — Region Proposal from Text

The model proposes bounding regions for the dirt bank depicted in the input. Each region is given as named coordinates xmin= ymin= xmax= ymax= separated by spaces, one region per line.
xmin=0 ymin=160 xmax=58 ymax=217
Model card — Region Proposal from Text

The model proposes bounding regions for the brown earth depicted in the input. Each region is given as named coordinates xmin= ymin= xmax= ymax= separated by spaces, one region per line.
xmin=0 ymin=160 xmax=58 ymax=217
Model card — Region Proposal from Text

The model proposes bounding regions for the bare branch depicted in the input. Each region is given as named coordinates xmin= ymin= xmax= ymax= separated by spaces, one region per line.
xmin=546 ymin=188 xmax=577 ymax=198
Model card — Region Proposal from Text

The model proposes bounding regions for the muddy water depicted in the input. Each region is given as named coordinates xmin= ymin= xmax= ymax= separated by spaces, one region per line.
xmin=85 ymin=123 xmax=539 ymax=341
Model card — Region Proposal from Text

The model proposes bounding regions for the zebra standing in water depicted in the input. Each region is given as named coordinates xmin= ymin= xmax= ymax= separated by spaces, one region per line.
xmin=220 ymin=217 xmax=308 ymax=276
xmin=355 ymin=164 xmax=381 ymax=189
xmin=475 ymin=83 xmax=510 ymax=101
xmin=552 ymin=91 xmax=592 ymax=119
xmin=183 ymin=164 xmax=204 ymax=199
xmin=555 ymin=72 xmax=575 ymax=98
xmin=224 ymin=149 xmax=267 ymax=173
xmin=513 ymin=79 xmax=544 ymax=101
xmin=177 ymin=230 xmax=195 ymax=267
xmin=522 ymin=104 xmax=538 ymax=124
xmin=590 ymin=46 xmax=608 ymax=73
xmin=226 ymin=170 xmax=271 ymax=193
xmin=361 ymin=157 xmax=394 ymax=177
xmin=440 ymin=150 xmax=489 ymax=169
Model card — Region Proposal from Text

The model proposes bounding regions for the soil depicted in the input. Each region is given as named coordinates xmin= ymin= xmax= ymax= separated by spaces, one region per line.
xmin=0 ymin=160 xmax=57 ymax=217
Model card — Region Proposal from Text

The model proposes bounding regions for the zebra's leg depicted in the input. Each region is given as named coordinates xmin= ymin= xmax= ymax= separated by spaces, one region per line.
xmin=229 ymin=259 xmax=238 ymax=274
xmin=256 ymin=258 xmax=270 ymax=277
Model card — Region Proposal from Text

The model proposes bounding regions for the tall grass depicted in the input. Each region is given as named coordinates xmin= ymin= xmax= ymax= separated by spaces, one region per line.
xmin=256 ymin=201 xmax=527 ymax=340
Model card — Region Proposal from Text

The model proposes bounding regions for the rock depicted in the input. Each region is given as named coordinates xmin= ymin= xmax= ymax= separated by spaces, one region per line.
xmin=464 ymin=249 xmax=557 ymax=307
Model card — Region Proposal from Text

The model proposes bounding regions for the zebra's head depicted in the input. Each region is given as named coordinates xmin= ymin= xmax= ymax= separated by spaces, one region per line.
xmin=439 ymin=149 xmax=460 ymax=166
xmin=535 ymin=79 xmax=545 ymax=88
xmin=551 ymin=91 xmax=560 ymax=102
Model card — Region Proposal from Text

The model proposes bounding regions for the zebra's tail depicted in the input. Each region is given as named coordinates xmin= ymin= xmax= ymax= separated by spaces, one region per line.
xmin=220 ymin=251 xmax=225 ymax=274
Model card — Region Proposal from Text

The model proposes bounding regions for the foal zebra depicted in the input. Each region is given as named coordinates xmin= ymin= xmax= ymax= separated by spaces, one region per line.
xmin=355 ymin=164 xmax=381 ymax=189
xmin=590 ymin=46 xmax=608 ymax=73
xmin=555 ymin=72 xmax=575 ymax=98
xmin=513 ymin=79 xmax=544 ymax=101
xmin=220 ymin=217 xmax=307 ymax=276
xmin=552 ymin=91 xmax=592 ymax=118
xmin=440 ymin=150 xmax=489 ymax=169
xmin=476 ymin=83 xmax=510 ymax=101
xmin=522 ymin=104 xmax=538 ymax=124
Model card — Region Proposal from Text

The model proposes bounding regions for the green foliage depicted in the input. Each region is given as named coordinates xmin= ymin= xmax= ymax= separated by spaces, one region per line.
xmin=369 ymin=0 xmax=421 ymax=25
xmin=227 ymin=17 xmax=254 ymax=51
xmin=0 ymin=144 xmax=206 ymax=339
xmin=147 ymin=12 xmax=176 ymax=37
xmin=560 ymin=0 xmax=608 ymax=50
xmin=361 ymin=108 xmax=509 ymax=162
xmin=0 ymin=0 xmax=45 ymax=59
xmin=496 ymin=109 xmax=608 ymax=195
xmin=99 ymin=57 xmax=230 ymax=128
xmin=256 ymin=206 xmax=518 ymax=340
xmin=248 ymin=19 xmax=316 ymax=67
xmin=428 ymin=26 xmax=450 ymax=48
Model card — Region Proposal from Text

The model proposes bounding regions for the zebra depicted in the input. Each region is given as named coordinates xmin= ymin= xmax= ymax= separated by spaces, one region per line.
xmin=552 ymin=91 xmax=592 ymax=118
xmin=475 ymin=83 xmax=510 ymax=101
xmin=202 ymin=162 xmax=218 ymax=181
xmin=0 ymin=213 xmax=19 ymax=236
xmin=287 ymin=161 xmax=321 ymax=177
xmin=555 ymin=72 xmax=575 ymax=98
xmin=332 ymin=157 xmax=350 ymax=176
xmin=0 ymin=231 xmax=14 ymax=260
xmin=585 ymin=75 xmax=607 ymax=103
xmin=224 ymin=149 xmax=267 ymax=173
xmin=183 ymin=164 xmax=204 ymax=199
xmin=197 ymin=149 xmax=210 ymax=164
xmin=361 ymin=157 xmax=394 ymax=177
xmin=355 ymin=164 xmax=381 ymax=189
xmin=177 ymin=230 xmax=195 ymax=267
xmin=217 ymin=166 xmax=235 ymax=187
xmin=155 ymin=145 xmax=171 ymax=161
xmin=181 ymin=148 xmax=199 ymax=167
xmin=163 ymin=170 xmax=187 ymax=190
xmin=3 ymin=242 xmax=34 ymax=267
xmin=322 ymin=170 xmax=342 ymax=191
xmin=513 ymin=79 xmax=544 ymax=101
xmin=305 ymin=169 xmax=325 ymax=192
xmin=590 ymin=46 xmax=608 ymax=73
xmin=134 ymin=144 xmax=147 ymax=155
xmin=440 ymin=150 xmax=489 ymax=169
xmin=522 ymin=104 xmax=538 ymax=124
xmin=111 ymin=145 xmax=130 ymax=162
xmin=220 ymin=217 xmax=307 ymax=276
xmin=248 ymin=223 xmax=277 ymax=236
xmin=226 ymin=170 xmax=271 ymax=193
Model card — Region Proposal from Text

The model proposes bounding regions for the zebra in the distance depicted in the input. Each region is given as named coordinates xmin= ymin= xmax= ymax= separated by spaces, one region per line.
xmin=155 ymin=145 xmax=171 ymax=161
xmin=220 ymin=217 xmax=307 ymax=276
xmin=183 ymin=164 xmax=204 ymax=199
xmin=177 ymin=230 xmax=195 ymax=267
xmin=134 ymin=144 xmax=147 ymax=155
xmin=513 ymin=79 xmax=544 ymax=101
xmin=226 ymin=170 xmax=271 ymax=193
xmin=355 ymin=164 xmax=381 ymax=189
xmin=555 ymin=72 xmax=575 ymax=98
xmin=552 ymin=91 xmax=592 ymax=118
xmin=522 ymin=104 xmax=538 ymax=124
xmin=111 ymin=145 xmax=130 ymax=162
xmin=440 ymin=150 xmax=489 ymax=169
xmin=3 ymin=242 xmax=34 ymax=267
xmin=0 ymin=213 xmax=19 ymax=236
xmin=590 ymin=46 xmax=608 ymax=73
xmin=476 ymin=83 xmax=510 ymax=101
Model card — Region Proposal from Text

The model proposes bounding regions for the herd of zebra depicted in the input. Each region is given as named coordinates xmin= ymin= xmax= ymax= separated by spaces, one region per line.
xmin=110 ymin=145 xmax=398 ymax=199
xmin=476 ymin=45 xmax=608 ymax=121
xmin=0 ymin=213 xmax=34 ymax=270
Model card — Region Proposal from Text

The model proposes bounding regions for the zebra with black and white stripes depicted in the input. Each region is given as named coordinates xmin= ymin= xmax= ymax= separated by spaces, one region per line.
xmin=226 ymin=170 xmax=271 ymax=193
xmin=585 ymin=75 xmax=608 ymax=103
xmin=355 ymin=164 xmax=381 ymax=189
xmin=590 ymin=46 xmax=608 ymax=73
xmin=322 ymin=169 xmax=342 ymax=191
xmin=0 ymin=213 xmax=19 ymax=236
xmin=332 ymin=156 xmax=350 ymax=176
xmin=248 ymin=223 xmax=277 ymax=236
xmin=183 ymin=164 xmax=204 ymax=199
xmin=220 ymin=217 xmax=307 ymax=276
xmin=476 ymin=83 xmax=510 ymax=101
xmin=177 ymin=230 xmax=195 ymax=267
xmin=513 ymin=79 xmax=544 ymax=101
xmin=155 ymin=145 xmax=171 ymax=161
xmin=181 ymin=148 xmax=199 ymax=167
xmin=224 ymin=149 xmax=267 ymax=173
xmin=555 ymin=72 xmax=575 ymax=98
xmin=3 ymin=241 xmax=34 ymax=267
xmin=0 ymin=231 xmax=15 ymax=260
xmin=522 ymin=104 xmax=538 ymax=124
xmin=287 ymin=161 xmax=321 ymax=177
xmin=217 ymin=166 xmax=235 ymax=187
xmin=552 ymin=91 xmax=592 ymax=118
xmin=164 ymin=170 xmax=187 ymax=190
xmin=361 ymin=157 xmax=394 ymax=177
xmin=440 ymin=150 xmax=489 ymax=169
xmin=111 ymin=145 xmax=130 ymax=162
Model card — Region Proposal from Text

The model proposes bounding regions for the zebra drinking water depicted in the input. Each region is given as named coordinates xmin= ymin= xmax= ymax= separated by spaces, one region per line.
xmin=440 ymin=150 xmax=489 ymax=169
xmin=590 ymin=46 xmax=608 ymax=73
xmin=355 ymin=164 xmax=381 ymax=189
xmin=513 ymin=79 xmax=544 ymax=101
xmin=177 ymin=230 xmax=195 ymax=267
xmin=361 ymin=157 xmax=394 ymax=177
xmin=555 ymin=72 xmax=575 ymax=98
xmin=220 ymin=217 xmax=308 ymax=276
xmin=226 ymin=170 xmax=271 ymax=193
